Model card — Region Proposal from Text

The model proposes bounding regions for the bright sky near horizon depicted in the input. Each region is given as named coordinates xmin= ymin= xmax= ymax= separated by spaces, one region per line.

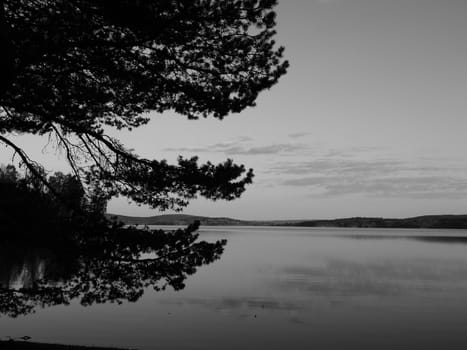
xmin=1 ymin=0 xmax=467 ymax=220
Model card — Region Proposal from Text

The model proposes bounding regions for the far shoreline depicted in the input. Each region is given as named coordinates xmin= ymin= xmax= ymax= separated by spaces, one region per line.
xmin=0 ymin=340 xmax=133 ymax=350
xmin=107 ymin=213 xmax=467 ymax=230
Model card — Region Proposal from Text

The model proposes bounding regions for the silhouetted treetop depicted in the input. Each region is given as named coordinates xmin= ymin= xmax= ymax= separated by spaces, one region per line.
xmin=0 ymin=0 xmax=287 ymax=210
xmin=1 ymin=0 xmax=287 ymax=124
xmin=0 ymin=165 xmax=105 ymax=234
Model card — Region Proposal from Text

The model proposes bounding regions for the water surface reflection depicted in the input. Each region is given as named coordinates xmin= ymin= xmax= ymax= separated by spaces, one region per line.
xmin=0 ymin=222 xmax=225 ymax=317
xmin=2 ymin=227 xmax=467 ymax=350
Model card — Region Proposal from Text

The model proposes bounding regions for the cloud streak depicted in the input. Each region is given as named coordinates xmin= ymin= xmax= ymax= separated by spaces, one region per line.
xmin=274 ymin=158 xmax=467 ymax=199
xmin=288 ymin=131 xmax=311 ymax=139
xmin=165 ymin=139 xmax=309 ymax=156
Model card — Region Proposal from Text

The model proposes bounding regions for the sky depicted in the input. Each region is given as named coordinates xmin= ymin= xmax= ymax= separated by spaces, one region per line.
xmin=2 ymin=0 xmax=467 ymax=220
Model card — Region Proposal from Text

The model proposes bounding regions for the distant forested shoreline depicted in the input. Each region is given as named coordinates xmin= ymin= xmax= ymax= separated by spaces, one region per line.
xmin=107 ymin=214 xmax=467 ymax=229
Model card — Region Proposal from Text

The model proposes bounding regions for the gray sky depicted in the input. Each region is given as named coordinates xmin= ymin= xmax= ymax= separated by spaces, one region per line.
xmin=2 ymin=0 xmax=467 ymax=219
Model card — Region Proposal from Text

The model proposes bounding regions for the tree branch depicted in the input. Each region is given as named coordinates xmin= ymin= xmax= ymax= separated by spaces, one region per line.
xmin=50 ymin=123 xmax=81 ymax=181
xmin=0 ymin=134 xmax=61 ymax=199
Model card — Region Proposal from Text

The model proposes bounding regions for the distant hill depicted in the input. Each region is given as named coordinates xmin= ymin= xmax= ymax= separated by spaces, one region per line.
xmin=107 ymin=214 xmax=467 ymax=229
xmin=290 ymin=215 xmax=467 ymax=229
xmin=106 ymin=214 xmax=250 ymax=226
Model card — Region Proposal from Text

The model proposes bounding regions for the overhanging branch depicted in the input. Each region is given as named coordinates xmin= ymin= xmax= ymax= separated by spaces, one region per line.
xmin=0 ymin=134 xmax=61 ymax=199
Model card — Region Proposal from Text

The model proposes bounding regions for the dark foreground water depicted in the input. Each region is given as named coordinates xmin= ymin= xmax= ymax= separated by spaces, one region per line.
xmin=2 ymin=226 xmax=467 ymax=350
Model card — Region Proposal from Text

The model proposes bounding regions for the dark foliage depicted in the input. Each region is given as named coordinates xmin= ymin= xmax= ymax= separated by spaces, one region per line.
xmin=0 ymin=0 xmax=288 ymax=210
xmin=0 ymin=167 xmax=226 ymax=318
xmin=0 ymin=165 xmax=104 ymax=238
xmin=0 ymin=221 xmax=226 ymax=318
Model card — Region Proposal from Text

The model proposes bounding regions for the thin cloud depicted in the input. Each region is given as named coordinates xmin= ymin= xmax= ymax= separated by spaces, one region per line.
xmin=226 ymin=143 xmax=307 ymax=155
xmin=270 ymin=158 xmax=461 ymax=176
xmin=288 ymin=132 xmax=311 ymax=138
xmin=270 ymin=159 xmax=403 ymax=176
xmin=163 ymin=137 xmax=248 ymax=153
xmin=276 ymin=158 xmax=467 ymax=199
xmin=165 ymin=141 xmax=309 ymax=156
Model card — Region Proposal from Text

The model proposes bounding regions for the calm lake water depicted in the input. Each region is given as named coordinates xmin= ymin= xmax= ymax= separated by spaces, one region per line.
xmin=2 ymin=226 xmax=467 ymax=349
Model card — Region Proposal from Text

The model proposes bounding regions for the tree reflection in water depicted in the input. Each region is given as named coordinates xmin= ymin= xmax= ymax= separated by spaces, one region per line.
xmin=0 ymin=221 xmax=226 ymax=317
